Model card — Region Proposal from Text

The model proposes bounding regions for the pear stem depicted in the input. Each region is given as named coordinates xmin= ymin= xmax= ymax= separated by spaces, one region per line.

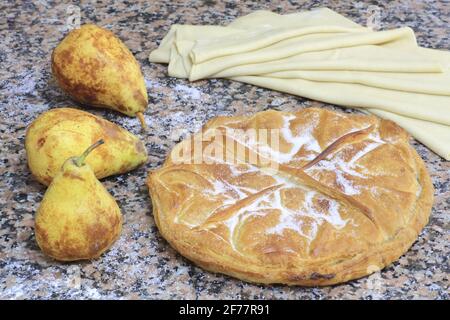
xmin=74 ymin=139 xmax=105 ymax=167
xmin=137 ymin=112 xmax=148 ymax=131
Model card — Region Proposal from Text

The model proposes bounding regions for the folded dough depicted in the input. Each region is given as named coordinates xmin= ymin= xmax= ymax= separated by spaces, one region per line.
xmin=189 ymin=28 xmax=419 ymax=80
xmin=149 ymin=8 xmax=450 ymax=160
xmin=232 ymin=75 xmax=450 ymax=125
xmin=214 ymin=46 xmax=444 ymax=78
xmin=265 ymin=70 xmax=450 ymax=96
xmin=366 ymin=108 xmax=450 ymax=160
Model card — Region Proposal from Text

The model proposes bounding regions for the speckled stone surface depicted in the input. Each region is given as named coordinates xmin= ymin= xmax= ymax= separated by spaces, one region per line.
xmin=0 ymin=0 xmax=449 ymax=300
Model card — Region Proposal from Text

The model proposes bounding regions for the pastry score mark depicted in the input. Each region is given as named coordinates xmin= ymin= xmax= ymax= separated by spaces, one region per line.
xmin=303 ymin=127 xmax=385 ymax=196
xmin=301 ymin=125 xmax=374 ymax=170
xmin=191 ymin=168 xmax=349 ymax=253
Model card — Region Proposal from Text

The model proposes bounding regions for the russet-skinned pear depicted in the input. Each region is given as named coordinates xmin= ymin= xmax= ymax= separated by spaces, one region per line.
xmin=51 ymin=24 xmax=148 ymax=128
xmin=35 ymin=140 xmax=122 ymax=261
xmin=26 ymin=107 xmax=147 ymax=186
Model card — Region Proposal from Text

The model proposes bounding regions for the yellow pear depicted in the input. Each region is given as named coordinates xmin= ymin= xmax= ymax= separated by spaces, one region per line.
xmin=51 ymin=24 xmax=148 ymax=128
xmin=26 ymin=107 xmax=147 ymax=186
xmin=35 ymin=140 xmax=122 ymax=261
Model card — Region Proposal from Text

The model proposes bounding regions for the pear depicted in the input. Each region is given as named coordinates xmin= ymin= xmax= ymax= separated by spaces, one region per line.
xmin=26 ymin=107 xmax=148 ymax=186
xmin=51 ymin=24 xmax=148 ymax=128
xmin=35 ymin=140 xmax=122 ymax=261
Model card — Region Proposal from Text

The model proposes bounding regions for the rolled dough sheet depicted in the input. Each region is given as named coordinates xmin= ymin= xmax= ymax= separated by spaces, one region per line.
xmin=232 ymin=75 xmax=450 ymax=126
xmin=212 ymin=45 xmax=444 ymax=77
xmin=264 ymin=70 xmax=450 ymax=96
xmin=189 ymin=28 xmax=418 ymax=81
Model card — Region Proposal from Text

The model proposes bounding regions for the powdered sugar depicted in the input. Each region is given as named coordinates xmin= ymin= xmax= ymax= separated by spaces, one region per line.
xmin=199 ymin=168 xmax=348 ymax=250
xmin=145 ymin=78 xmax=162 ymax=89
xmin=265 ymin=188 xmax=348 ymax=239
xmin=255 ymin=114 xmax=321 ymax=163
xmin=280 ymin=114 xmax=322 ymax=157
xmin=228 ymin=164 xmax=260 ymax=177
xmin=174 ymin=84 xmax=202 ymax=100
xmin=221 ymin=114 xmax=321 ymax=165
xmin=305 ymin=137 xmax=384 ymax=195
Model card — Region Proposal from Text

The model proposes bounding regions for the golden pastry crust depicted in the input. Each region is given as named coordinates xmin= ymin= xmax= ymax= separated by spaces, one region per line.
xmin=147 ymin=108 xmax=434 ymax=286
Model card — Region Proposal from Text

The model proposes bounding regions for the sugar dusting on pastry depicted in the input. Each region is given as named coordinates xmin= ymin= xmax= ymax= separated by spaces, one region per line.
xmin=277 ymin=114 xmax=322 ymax=161
xmin=172 ymin=110 xmax=383 ymax=236
xmin=305 ymin=137 xmax=386 ymax=195
xmin=221 ymin=114 xmax=322 ymax=164
xmin=148 ymin=108 xmax=434 ymax=285
xmin=265 ymin=190 xmax=348 ymax=240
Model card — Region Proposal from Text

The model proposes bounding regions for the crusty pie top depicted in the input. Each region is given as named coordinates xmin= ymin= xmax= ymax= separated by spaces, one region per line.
xmin=147 ymin=108 xmax=433 ymax=286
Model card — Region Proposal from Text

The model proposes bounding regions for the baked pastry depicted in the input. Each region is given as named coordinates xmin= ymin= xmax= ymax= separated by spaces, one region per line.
xmin=147 ymin=108 xmax=433 ymax=286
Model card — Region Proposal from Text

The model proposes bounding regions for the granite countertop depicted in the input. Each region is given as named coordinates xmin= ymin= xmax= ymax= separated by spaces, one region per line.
xmin=0 ymin=0 xmax=448 ymax=300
